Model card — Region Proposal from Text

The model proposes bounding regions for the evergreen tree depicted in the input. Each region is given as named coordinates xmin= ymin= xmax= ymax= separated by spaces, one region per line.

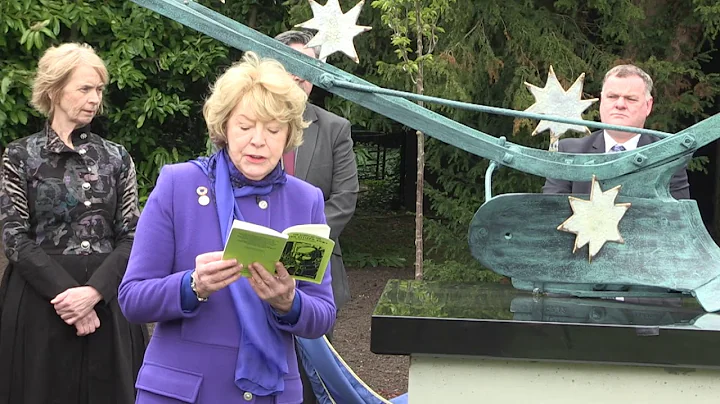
xmin=421 ymin=0 xmax=720 ymax=277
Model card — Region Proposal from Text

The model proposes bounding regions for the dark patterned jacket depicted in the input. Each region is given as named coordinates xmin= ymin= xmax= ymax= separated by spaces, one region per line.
xmin=0 ymin=123 xmax=139 ymax=301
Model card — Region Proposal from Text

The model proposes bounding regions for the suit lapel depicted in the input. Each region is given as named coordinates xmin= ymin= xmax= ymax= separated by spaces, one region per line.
xmin=295 ymin=105 xmax=319 ymax=180
xmin=638 ymin=134 xmax=653 ymax=147
xmin=589 ymin=130 xmax=605 ymax=153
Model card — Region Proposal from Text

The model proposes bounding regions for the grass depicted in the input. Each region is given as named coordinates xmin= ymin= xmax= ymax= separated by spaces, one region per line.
xmin=340 ymin=208 xmax=447 ymax=270
xmin=340 ymin=210 xmax=417 ymax=269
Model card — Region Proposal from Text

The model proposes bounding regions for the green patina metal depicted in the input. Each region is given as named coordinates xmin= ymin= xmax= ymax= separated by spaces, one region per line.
xmin=132 ymin=0 xmax=720 ymax=311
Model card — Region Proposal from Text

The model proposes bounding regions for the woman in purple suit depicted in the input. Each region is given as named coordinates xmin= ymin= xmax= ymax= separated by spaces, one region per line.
xmin=118 ymin=52 xmax=336 ymax=403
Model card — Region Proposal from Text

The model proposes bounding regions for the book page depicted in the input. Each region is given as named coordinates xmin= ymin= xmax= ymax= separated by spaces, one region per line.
xmin=232 ymin=219 xmax=286 ymax=238
xmin=282 ymin=223 xmax=331 ymax=239
xmin=279 ymin=234 xmax=335 ymax=284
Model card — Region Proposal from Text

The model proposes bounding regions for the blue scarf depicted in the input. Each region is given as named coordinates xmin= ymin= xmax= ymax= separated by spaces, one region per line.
xmin=191 ymin=148 xmax=289 ymax=396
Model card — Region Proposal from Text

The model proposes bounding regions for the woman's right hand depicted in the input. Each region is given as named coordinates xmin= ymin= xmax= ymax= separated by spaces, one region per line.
xmin=74 ymin=309 xmax=100 ymax=337
xmin=192 ymin=251 xmax=244 ymax=299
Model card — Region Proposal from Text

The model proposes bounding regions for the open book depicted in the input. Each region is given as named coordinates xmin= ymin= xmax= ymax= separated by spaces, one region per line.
xmin=222 ymin=219 xmax=335 ymax=284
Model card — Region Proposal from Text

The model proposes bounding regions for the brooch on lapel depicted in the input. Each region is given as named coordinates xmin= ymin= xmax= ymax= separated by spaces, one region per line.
xmin=197 ymin=186 xmax=210 ymax=206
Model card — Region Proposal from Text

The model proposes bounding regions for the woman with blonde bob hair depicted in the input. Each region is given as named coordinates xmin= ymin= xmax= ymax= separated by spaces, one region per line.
xmin=119 ymin=51 xmax=336 ymax=403
xmin=0 ymin=43 xmax=147 ymax=404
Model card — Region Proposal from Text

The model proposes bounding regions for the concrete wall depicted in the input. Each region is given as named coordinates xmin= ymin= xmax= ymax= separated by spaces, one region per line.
xmin=408 ymin=355 xmax=720 ymax=404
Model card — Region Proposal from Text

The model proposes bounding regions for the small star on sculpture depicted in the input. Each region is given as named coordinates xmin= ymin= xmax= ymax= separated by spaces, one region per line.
xmin=295 ymin=0 xmax=371 ymax=63
xmin=524 ymin=66 xmax=598 ymax=151
xmin=557 ymin=176 xmax=631 ymax=262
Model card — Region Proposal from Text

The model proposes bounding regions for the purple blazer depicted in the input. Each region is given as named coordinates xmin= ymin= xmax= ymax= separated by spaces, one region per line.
xmin=118 ymin=162 xmax=336 ymax=404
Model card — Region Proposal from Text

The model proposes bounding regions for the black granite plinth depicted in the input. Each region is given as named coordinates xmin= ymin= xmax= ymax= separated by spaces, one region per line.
xmin=371 ymin=280 xmax=720 ymax=369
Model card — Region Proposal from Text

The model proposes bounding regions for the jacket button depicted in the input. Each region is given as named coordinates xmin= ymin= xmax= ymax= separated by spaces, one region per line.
xmin=82 ymin=182 xmax=91 ymax=190
xmin=80 ymin=241 xmax=90 ymax=250
xmin=84 ymin=200 xmax=92 ymax=207
xmin=243 ymin=392 xmax=253 ymax=401
xmin=78 ymin=149 xmax=87 ymax=155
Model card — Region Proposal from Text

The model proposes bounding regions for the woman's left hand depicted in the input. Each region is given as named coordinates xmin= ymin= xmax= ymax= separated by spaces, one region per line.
xmin=51 ymin=286 xmax=103 ymax=325
xmin=248 ymin=262 xmax=296 ymax=313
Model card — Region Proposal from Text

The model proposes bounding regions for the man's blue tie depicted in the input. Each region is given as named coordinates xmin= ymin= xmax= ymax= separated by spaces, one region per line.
xmin=610 ymin=144 xmax=626 ymax=152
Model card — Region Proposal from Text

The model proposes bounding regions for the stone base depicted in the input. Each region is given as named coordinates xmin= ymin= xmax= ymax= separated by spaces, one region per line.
xmin=408 ymin=355 xmax=720 ymax=404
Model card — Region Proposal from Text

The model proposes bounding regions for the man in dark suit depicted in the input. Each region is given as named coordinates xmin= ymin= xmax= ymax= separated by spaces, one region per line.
xmin=275 ymin=30 xmax=358 ymax=312
xmin=275 ymin=29 xmax=360 ymax=404
xmin=542 ymin=64 xmax=690 ymax=199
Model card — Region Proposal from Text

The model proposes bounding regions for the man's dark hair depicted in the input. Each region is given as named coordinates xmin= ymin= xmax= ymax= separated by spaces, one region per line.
xmin=274 ymin=30 xmax=320 ymax=58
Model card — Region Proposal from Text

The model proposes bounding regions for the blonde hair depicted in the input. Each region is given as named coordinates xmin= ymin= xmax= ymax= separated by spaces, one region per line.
xmin=31 ymin=42 xmax=108 ymax=119
xmin=203 ymin=52 xmax=309 ymax=151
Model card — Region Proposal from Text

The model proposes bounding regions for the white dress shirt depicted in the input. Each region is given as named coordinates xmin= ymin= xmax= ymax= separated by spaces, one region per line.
xmin=603 ymin=130 xmax=642 ymax=152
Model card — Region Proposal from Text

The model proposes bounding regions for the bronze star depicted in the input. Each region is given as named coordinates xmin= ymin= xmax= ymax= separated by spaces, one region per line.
xmin=557 ymin=176 xmax=631 ymax=261
xmin=295 ymin=0 xmax=372 ymax=63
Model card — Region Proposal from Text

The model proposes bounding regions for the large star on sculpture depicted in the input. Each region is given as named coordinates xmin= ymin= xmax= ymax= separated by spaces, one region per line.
xmin=524 ymin=66 xmax=598 ymax=151
xmin=295 ymin=0 xmax=371 ymax=63
xmin=557 ymin=176 xmax=631 ymax=262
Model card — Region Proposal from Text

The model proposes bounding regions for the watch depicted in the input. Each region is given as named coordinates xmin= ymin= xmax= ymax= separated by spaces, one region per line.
xmin=190 ymin=271 xmax=208 ymax=302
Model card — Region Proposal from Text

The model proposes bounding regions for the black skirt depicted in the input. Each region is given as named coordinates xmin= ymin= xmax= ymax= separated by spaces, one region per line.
xmin=0 ymin=254 xmax=148 ymax=404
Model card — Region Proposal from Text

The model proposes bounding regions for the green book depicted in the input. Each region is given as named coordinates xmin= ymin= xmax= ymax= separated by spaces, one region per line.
xmin=222 ymin=219 xmax=335 ymax=284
